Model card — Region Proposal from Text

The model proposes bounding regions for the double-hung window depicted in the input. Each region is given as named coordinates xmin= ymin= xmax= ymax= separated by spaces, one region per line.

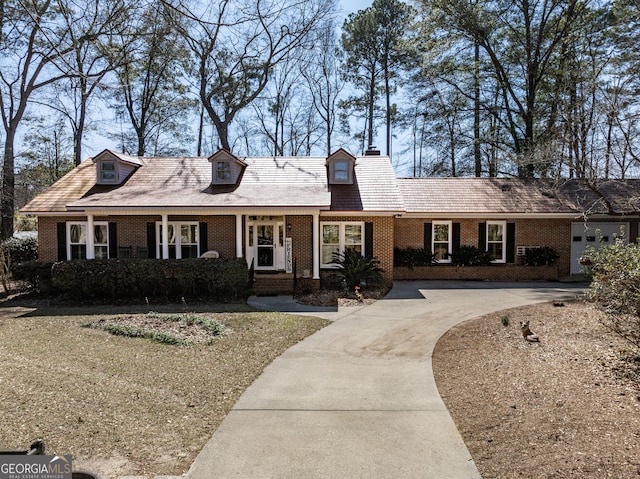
xmin=100 ymin=161 xmax=117 ymax=183
xmin=67 ymin=222 xmax=109 ymax=260
xmin=216 ymin=161 xmax=231 ymax=181
xmin=321 ymin=222 xmax=363 ymax=267
xmin=157 ymin=222 xmax=199 ymax=259
xmin=487 ymin=221 xmax=506 ymax=263
xmin=432 ymin=221 xmax=452 ymax=263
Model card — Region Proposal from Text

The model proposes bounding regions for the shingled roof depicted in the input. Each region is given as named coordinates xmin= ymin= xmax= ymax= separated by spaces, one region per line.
xmin=398 ymin=177 xmax=640 ymax=216
xmin=21 ymin=151 xmax=404 ymax=214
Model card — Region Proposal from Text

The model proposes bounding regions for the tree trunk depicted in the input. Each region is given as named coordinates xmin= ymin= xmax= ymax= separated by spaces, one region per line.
xmin=474 ymin=40 xmax=481 ymax=177
xmin=197 ymin=103 xmax=205 ymax=156
xmin=384 ymin=62 xmax=391 ymax=157
xmin=367 ymin=68 xmax=376 ymax=149
xmin=1 ymin=128 xmax=16 ymax=239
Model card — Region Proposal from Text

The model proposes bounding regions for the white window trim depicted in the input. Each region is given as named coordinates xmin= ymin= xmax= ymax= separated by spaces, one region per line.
xmin=98 ymin=160 xmax=118 ymax=184
xmin=487 ymin=220 xmax=507 ymax=263
xmin=432 ymin=220 xmax=452 ymax=264
xmin=155 ymin=221 xmax=200 ymax=259
xmin=67 ymin=221 xmax=109 ymax=260
xmin=320 ymin=221 xmax=364 ymax=268
xmin=328 ymin=158 xmax=354 ymax=184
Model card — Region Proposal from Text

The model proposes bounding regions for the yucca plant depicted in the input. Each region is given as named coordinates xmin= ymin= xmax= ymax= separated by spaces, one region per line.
xmin=331 ymin=248 xmax=384 ymax=290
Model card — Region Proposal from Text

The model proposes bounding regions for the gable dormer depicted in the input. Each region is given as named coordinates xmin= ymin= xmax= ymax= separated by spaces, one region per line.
xmin=208 ymin=149 xmax=247 ymax=185
xmin=326 ymin=148 xmax=356 ymax=185
xmin=93 ymin=149 xmax=143 ymax=185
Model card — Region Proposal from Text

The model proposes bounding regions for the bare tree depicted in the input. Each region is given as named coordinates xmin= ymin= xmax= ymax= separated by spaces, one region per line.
xmin=0 ymin=0 xmax=115 ymax=238
xmin=303 ymin=25 xmax=344 ymax=155
xmin=175 ymin=0 xmax=334 ymax=153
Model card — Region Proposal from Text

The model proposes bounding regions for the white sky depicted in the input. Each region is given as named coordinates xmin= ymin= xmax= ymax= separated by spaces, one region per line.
xmin=338 ymin=0 xmax=372 ymax=16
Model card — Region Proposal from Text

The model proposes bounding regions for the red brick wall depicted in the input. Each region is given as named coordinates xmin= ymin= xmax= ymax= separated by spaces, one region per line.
xmin=394 ymin=217 xmax=572 ymax=277
xmin=285 ymin=215 xmax=313 ymax=276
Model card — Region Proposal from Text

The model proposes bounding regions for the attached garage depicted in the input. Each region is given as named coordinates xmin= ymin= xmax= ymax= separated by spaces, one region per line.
xmin=570 ymin=222 xmax=629 ymax=274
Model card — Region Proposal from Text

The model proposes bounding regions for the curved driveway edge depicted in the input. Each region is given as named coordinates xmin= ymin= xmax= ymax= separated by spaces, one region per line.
xmin=187 ymin=281 xmax=585 ymax=479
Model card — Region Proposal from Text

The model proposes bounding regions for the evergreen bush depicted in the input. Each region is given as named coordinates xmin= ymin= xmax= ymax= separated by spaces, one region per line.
xmin=587 ymin=237 xmax=640 ymax=349
xmin=522 ymin=246 xmax=559 ymax=266
xmin=393 ymin=247 xmax=435 ymax=268
xmin=51 ymin=258 xmax=250 ymax=300
xmin=450 ymin=245 xmax=493 ymax=266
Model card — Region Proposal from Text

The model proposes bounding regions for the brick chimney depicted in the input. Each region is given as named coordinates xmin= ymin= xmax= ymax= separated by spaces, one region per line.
xmin=364 ymin=145 xmax=381 ymax=156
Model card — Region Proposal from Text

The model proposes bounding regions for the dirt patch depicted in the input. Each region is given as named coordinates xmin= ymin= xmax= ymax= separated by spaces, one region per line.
xmin=296 ymin=286 xmax=390 ymax=307
xmin=0 ymin=299 xmax=329 ymax=478
xmin=433 ymin=301 xmax=640 ymax=478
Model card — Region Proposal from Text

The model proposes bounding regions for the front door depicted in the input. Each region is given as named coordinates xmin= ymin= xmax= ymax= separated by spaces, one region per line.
xmin=247 ymin=220 xmax=285 ymax=270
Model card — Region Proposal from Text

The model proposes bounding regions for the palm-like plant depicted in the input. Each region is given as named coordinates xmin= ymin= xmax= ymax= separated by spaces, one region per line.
xmin=331 ymin=248 xmax=384 ymax=289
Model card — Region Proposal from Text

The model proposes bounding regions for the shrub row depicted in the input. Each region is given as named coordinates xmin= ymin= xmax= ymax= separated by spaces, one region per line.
xmin=14 ymin=258 xmax=250 ymax=300
xmin=394 ymin=245 xmax=559 ymax=267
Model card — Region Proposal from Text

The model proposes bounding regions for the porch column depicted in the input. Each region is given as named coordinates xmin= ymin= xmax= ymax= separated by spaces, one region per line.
xmin=86 ymin=214 xmax=95 ymax=259
xmin=312 ymin=212 xmax=320 ymax=279
xmin=161 ymin=214 xmax=169 ymax=259
xmin=235 ymin=213 xmax=243 ymax=258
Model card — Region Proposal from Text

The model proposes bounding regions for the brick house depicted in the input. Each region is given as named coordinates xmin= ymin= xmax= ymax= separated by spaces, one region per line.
xmin=21 ymin=148 xmax=640 ymax=292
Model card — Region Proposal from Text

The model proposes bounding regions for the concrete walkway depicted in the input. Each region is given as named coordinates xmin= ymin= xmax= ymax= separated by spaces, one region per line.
xmin=187 ymin=281 xmax=585 ymax=479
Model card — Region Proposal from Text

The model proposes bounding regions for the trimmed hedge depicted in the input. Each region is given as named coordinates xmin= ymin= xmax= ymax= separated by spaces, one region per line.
xmin=50 ymin=258 xmax=250 ymax=300
xmin=11 ymin=261 xmax=54 ymax=290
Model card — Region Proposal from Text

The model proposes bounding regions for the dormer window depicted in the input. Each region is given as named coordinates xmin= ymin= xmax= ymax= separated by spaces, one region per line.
xmin=100 ymin=161 xmax=117 ymax=183
xmin=93 ymin=149 xmax=142 ymax=185
xmin=333 ymin=160 xmax=349 ymax=182
xmin=216 ymin=161 xmax=231 ymax=181
xmin=326 ymin=148 xmax=356 ymax=185
xmin=208 ymin=149 xmax=247 ymax=185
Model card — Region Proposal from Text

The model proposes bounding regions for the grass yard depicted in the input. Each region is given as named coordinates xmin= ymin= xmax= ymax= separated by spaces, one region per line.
xmin=0 ymin=298 xmax=329 ymax=477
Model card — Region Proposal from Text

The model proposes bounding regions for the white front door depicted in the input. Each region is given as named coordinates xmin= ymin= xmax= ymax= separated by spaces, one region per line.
xmin=247 ymin=221 xmax=285 ymax=270
xmin=570 ymin=222 xmax=628 ymax=274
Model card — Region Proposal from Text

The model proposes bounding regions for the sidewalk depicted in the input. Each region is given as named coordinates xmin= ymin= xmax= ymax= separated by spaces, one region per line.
xmin=187 ymin=281 xmax=584 ymax=479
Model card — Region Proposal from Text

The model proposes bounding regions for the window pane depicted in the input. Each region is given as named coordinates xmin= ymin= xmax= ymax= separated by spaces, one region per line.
xmin=322 ymin=225 xmax=339 ymax=244
xmin=181 ymin=245 xmax=198 ymax=259
xmin=217 ymin=161 xmax=231 ymax=180
xmin=94 ymin=246 xmax=108 ymax=259
xmin=488 ymin=223 xmax=503 ymax=242
xmin=168 ymin=224 xmax=176 ymax=244
xmin=102 ymin=161 xmax=115 ymax=171
xmin=70 ymin=224 xmax=86 ymax=244
xmin=70 ymin=244 xmax=86 ymax=260
xmin=257 ymin=225 xmax=274 ymax=245
xmin=434 ymin=244 xmax=449 ymax=260
xmin=181 ymin=224 xmax=198 ymax=244
xmin=433 ymin=224 xmax=449 ymax=242
xmin=488 ymin=243 xmax=503 ymax=260
xmin=345 ymin=225 xmax=362 ymax=245
xmin=322 ymin=245 xmax=339 ymax=264
xmin=334 ymin=161 xmax=348 ymax=181
xmin=94 ymin=224 xmax=108 ymax=244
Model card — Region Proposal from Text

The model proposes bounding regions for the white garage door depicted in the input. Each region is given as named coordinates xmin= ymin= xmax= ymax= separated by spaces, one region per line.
xmin=570 ymin=222 xmax=628 ymax=274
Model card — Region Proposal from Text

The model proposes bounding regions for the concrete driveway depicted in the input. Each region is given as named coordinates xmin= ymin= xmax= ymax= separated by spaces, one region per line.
xmin=187 ymin=281 xmax=585 ymax=479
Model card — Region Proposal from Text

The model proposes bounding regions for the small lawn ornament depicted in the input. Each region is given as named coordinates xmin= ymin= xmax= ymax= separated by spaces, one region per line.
xmin=354 ymin=285 xmax=364 ymax=302
xmin=520 ymin=320 xmax=540 ymax=342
